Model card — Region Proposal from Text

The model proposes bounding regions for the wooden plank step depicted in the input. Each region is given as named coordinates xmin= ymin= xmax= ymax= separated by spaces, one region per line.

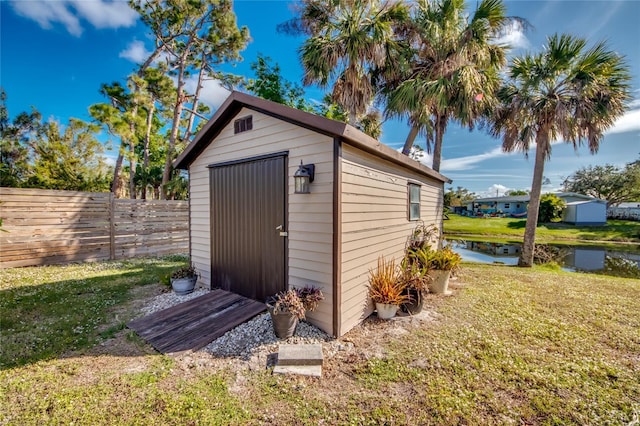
xmin=129 ymin=291 xmax=239 ymax=339
xmin=127 ymin=289 xmax=267 ymax=354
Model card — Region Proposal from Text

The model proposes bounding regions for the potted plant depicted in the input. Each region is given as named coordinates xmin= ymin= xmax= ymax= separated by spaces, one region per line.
xmin=368 ymin=256 xmax=409 ymax=319
xmin=266 ymin=289 xmax=306 ymax=339
xmin=295 ymin=286 xmax=325 ymax=312
xmin=266 ymin=286 xmax=325 ymax=339
xmin=399 ymin=252 xmax=431 ymax=314
xmin=170 ymin=265 xmax=198 ymax=295
xmin=406 ymin=221 xmax=437 ymax=251
xmin=416 ymin=246 xmax=461 ymax=295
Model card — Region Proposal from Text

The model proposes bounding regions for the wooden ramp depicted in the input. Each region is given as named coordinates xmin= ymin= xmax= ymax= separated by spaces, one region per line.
xmin=127 ymin=289 xmax=266 ymax=354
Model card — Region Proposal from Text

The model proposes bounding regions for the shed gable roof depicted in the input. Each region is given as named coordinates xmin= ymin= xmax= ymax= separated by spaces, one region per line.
xmin=174 ymin=91 xmax=451 ymax=184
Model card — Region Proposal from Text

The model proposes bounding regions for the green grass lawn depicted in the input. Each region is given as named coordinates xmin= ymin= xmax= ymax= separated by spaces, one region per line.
xmin=1 ymin=259 xmax=639 ymax=424
xmin=444 ymin=213 xmax=640 ymax=244
xmin=0 ymin=256 xmax=187 ymax=368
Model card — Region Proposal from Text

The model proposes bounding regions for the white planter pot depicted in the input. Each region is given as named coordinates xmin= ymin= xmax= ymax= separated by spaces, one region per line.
xmin=171 ymin=277 xmax=197 ymax=295
xmin=375 ymin=302 xmax=399 ymax=319
xmin=428 ymin=270 xmax=451 ymax=294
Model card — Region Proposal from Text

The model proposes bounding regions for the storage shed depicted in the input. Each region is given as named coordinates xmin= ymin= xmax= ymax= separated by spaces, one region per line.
xmin=562 ymin=199 xmax=607 ymax=225
xmin=174 ymin=92 xmax=451 ymax=337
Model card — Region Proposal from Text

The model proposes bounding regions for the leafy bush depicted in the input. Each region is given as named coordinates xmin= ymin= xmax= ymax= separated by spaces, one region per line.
xmin=538 ymin=193 xmax=566 ymax=223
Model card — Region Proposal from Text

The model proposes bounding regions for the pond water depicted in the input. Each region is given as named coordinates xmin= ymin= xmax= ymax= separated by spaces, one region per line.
xmin=445 ymin=239 xmax=640 ymax=272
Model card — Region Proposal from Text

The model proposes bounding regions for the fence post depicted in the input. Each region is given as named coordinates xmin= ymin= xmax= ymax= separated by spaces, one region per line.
xmin=109 ymin=193 xmax=116 ymax=260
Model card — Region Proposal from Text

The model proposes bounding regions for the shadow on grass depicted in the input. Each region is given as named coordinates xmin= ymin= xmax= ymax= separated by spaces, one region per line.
xmin=0 ymin=257 xmax=186 ymax=370
xmin=506 ymin=220 xmax=527 ymax=229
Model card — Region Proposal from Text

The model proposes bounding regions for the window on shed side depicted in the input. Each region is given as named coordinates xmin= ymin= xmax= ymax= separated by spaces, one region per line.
xmin=234 ymin=115 xmax=253 ymax=134
xmin=408 ymin=183 xmax=421 ymax=220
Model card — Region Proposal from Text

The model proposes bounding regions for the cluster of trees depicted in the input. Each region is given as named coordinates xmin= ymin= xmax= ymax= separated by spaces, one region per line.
xmin=281 ymin=0 xmax=630 ymax=267
xmin=2 ymin=0 xmax=632 ymax=266
xmin=562 ymin=158 xmax=640 ymax=206
xmin=1 ymin=90 xmax=111 ymax=192
xmin=2 ymin=0 xmax=250 ymax=200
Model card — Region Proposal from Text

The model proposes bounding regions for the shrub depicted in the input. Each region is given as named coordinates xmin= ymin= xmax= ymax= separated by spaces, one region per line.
xmin=538 ymin=194 xmax=566 ymax=223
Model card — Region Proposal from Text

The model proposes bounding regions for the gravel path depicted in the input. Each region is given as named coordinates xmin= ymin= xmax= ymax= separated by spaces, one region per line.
xmin=138 ymin=289 xmax=335 ymax=361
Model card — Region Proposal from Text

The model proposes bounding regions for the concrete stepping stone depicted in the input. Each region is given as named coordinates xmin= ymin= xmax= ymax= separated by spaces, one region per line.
xmin=273 ymin=344 xmax=323 ymax=377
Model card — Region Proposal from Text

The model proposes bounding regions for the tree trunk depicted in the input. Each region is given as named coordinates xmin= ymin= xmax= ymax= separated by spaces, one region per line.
xmin=401 ymin=126 xmax=419 ymax=155
xmin=111 ymin=141 xmax=125 ymax=196
xmin=519 ymin=133 xmax=548 ymax=267
xmin=162 ymin=64 xmax=186 ymax=200
xmin=431 ymin=115 xmax=447 ymax=172
xmin=183 ymin=60 xmax=205 ymax=143
xmin=141 ymin=101 xmax=155 ymax=200
xmin=128 ymin=109 xmax=137 ymax=199
xmin=143 ymin=102 xmax=154 ymax=169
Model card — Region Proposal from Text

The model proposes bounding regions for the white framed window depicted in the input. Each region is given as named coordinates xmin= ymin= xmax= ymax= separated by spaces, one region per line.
xmin=408 ymin=183 xmax=421 ymax=220
xmin=504 ymin=203 xmax=510 ymax=209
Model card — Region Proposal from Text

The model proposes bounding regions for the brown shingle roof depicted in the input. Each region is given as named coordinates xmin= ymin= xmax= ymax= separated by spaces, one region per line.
xmin=173 ymin=91 xmax=451 ymax=184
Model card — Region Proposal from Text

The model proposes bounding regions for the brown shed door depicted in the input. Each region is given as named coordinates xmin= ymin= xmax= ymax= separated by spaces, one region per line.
xmin=210 ymin=154 xmax=287 ymax=302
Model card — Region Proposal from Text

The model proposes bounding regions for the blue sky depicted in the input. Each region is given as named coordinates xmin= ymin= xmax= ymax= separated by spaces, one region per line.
xmin=2 ymin=0 xmax=639 ymax=196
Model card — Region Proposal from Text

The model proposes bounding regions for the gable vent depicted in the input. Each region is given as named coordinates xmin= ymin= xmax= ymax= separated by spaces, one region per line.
xmin=234 ymin=115 xmax=253 ymax=134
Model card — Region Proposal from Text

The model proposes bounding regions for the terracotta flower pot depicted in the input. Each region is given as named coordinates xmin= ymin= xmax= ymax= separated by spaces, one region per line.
xmin=375 ymin=302 xmax=399 ymax=319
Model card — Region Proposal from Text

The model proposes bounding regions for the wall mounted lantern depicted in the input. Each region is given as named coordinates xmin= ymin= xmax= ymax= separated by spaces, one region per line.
xmin=294 ymin=161 xmax=315 ymax=194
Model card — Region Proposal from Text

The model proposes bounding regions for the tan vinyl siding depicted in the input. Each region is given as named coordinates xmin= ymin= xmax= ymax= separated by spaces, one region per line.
xmin=188 ymin=108 xmax=334 ymax=334
xmin=339 ymin=144 xmax=443 ymax=335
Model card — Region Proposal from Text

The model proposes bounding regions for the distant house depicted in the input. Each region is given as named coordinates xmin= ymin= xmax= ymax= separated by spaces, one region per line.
xmin=466 ymin=195 xmax=529 ymax=216
xmin=467 ymin=192 xmax=607 ymax=224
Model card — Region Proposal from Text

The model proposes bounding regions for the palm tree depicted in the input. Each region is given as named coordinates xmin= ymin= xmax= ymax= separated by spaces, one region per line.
xmin=292 ymin=0 xmax=409 ymax=125
xmin=384 ymin=0 xmax=513 ymax=172
xmin=492 ymin=33 xmax=630 ymax=267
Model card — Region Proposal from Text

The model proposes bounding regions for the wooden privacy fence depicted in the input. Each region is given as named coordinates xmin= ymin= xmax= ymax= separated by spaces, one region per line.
xmin=0 ymin=187 xmax=189 ymax=268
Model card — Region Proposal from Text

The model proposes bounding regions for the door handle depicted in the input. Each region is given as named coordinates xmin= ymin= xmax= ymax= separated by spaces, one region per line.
xmin=276 ymin=224 xmax=287 ymax=237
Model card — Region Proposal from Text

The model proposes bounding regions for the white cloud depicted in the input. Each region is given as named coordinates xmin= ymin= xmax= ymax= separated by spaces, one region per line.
xmin=181 ymin=76 xmax=231 ymax=112
xmin=494 ymin=20 xmax=530 ymax=51
xmin=71 ymin=0 xmax=137 ymax=29
xmin=10 ymin=0 xmax=137 ymax=36
xmin=479 ymin=184 xmax=511 ymax=198
xmin=119 ymin=40 xmax=151 ymax=63
xmin=432 ymin=146 xmax=509 ymax=172
xmin=11 ymin=1 xmax=82 ymax=36
xmin=606 ymin=108 xmax=640 ymax=135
